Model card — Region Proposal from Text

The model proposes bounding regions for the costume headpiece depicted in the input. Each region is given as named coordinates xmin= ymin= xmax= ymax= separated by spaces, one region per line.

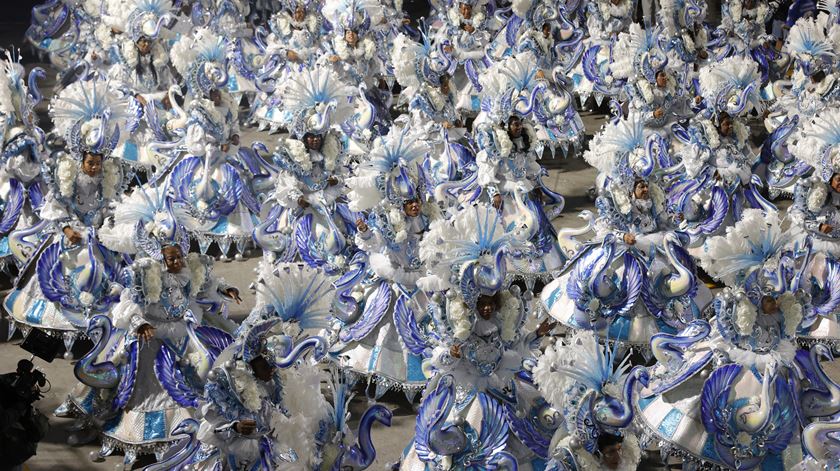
xmin=791 ymin=107 xmax=840 ymax=182
xmin=49 ymin=77 xmax=141 ymax=157
xmin=251 ymin=263 xmax=335 ymax=331
xmin=170 ymin=27 xmax=229 ymax=97
xmin=281 ymin=65 xmax=354 ymax=138
xmin=785 ymin=14 xmax=837 ymax=76
xmin=347 ymin=124 xmax=430 ymax=209
xmin=99 ymin=184 xmax=190 ymax=259
xmin=391 ymin=32 xmax=453 ymax=90
xmin=122 ymin=0 xmax=175 ymax=41
xmin=611 ymin=23 xmax=670 ymax=83
xmin=478 ymin=51 xmax=544 ymax=123
xmin=419 ymin=204 xmax=528 ymax=304
xmin=698 ymin=56 xmax=764 ymax=118
xmin=583 ymin=112 xmax=659 ymax=192
xmin=0 ymin=50 xmax=45 ymax=159
xmin=324 ymin=0 xmax=376 ymax=34
xmin=236 ymin=318 xmax=327 ymax=366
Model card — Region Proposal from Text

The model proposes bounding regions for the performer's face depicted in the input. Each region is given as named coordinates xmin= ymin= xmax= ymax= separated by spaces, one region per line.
xmin=345 ymin=30 xmax=358 ymax=47
xmin=250 ymin=356 xmax=275 ymax=382
xmin=439 ymin=76 xmax=450 ymax=95
xmin=403 ymin=199 xmax=421 ymax=217
xmin=162 ymin=245 xmax=185 ymax=273
xmin=459 ymin=3 xmax=472 ymax=19
xmin=136 ymin=37 xmax=152 ymax=55
xmin=476 ymin=295 xmax=497 ymax=320
xmin=82 ymin=153 xmax=103 ymax=177
xmin=209 ymin=89 xmax=222 ymax=106
xmin=600 ymin=443 xmax=622 ymax=469
xmin=633 ymin=181 xmax=649 ymax=200
xmin=507 ymin=118 xmax=523 ymax=138
xmin=760 ymin=295 xmax=778 ymax=315
xmin=304 ymin=133 xmax=323 ymax=151
xmin=718 ymin=115 xmax=733 ymax=137
xmin=293 ymin=6 xmax=305 ymax=22
xmin=831 ymin=173 xmax=840 ymax=193
xmin=655 ymin=71 xmax=668 ymax=88
xmin=542 ymin=24 xmax=551 ymax=38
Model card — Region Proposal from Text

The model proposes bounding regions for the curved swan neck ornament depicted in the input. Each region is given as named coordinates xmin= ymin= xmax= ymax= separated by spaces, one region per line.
xmin=802 ymin=420 xmax=840 ymax=463
xmin=662 ymin=233 xmax=694 ymax=298
xmin=334 ymin=404 xmax=393 ymax=471
xmin=595 ymin=366 xmax=648 ymax=429
xmin=73 ymin=315 xmax=120 ymax=390
xmin=141 ymin=419 xmax=201 ymax=471
xmin=650 ymin=319 xmax=711 ymax=365
xmin=274 ymin=336 xmax=327 ymax=368
xmin=801 ymin=344 xmax=840 ymax=418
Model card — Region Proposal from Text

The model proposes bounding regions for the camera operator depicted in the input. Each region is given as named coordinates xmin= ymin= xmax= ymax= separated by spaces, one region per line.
xmin=0 ymin=359 xmax=50 ymax=470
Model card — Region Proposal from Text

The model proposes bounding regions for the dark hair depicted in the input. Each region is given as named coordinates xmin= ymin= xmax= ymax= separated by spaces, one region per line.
xmin=507 ymin=116 xmax=531 ymax=150
xmin=597 ymin=433 xmax=624 ymax=451
xmin=16 ymin=359 xmax=34 ymax=373
xmin=135 ymin=40 xmax=158 ymax=84
xmin=812 ymin=70 xmax=827 ymax=83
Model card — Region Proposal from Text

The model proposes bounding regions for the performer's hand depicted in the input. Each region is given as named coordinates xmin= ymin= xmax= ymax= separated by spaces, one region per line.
xmin=536 ymin=319 xmax=558 ymax=337
xmin=286 ymin=50 xmax=299 ymax=62
xmin=821 ymin=223 xmax=833 ymax=234
xmin=327 ymin=176 xmax=339 ymax=186
xmin=298 ymin=197 xmax=310 ymax=208
xmin=492 ymin=194 xmax=503 ymax=209
xmin=226 ymin=288 xmax=242 ymax=304
xmin=355 ymin=218 xmax=368 ymax=233
xmin=63 ymin=226 xmax=82 ymax=245
xmin=623 ymin=233 xmax=636 ymax=245
xmin=137 ymin=324 xmax=156 ymax=342
xmin=653 ymin=108 xmax=664 ymax=119
xmin=449 ymin=344 xmax=461 ymax=358
xmin=329 ymin=55 xmax=340 ymax=63
xmin=234 ymin=419 xmax=257 ymax=435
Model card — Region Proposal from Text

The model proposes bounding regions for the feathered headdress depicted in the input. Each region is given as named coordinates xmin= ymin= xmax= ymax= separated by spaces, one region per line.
xmin=170 ymin=27 xmax=229 ymax=97
xmin=99 ymin=184 xmax=190 ymax=259
xmin=658 ymin=0 xmax=706 ymax=34
xmin=347 ymin=124 xmax=430 ymax=210
xmin=324 ymin=0 xmax=377 ymax=34
xmin=583 ymin=112 xmax=657 ymax=192
xmin=418 ymin=204 xmax=528 ymax=304
xmin=785 ymin=14 xmax=837 ymax=76
xmin=699 ymin=209 xmax=801 ymax=301
xmin=391 ymin=32 xmax=452 ymax=90
xmin=532 ymin=331 xmax=633 ymax=452
xmin=280 ymin=65 xmax=354 ymax=138
xmin=1 ymin=50 xmax=44 ymax=159
xmin=611 ymin=23 xmax=670 ymax=83
xmin=790 ymin=107 xmax=840 ymax=182
xmin=698 ymin=56 xmax=764 ymax=117
xmin=108 ymin=0 xmax=175 ymax=41
xmin=49 ymin=77 xmax=141 ymax=157
xmin=478 ymin=51 xmax=544 ymax=124
xmin=236 ymin=318 xmax=326 ymax=366
xmin=251 ymin=263 xmax=335 ymax=331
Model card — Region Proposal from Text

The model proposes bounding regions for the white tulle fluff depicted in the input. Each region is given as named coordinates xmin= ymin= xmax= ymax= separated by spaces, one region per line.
xmin=186 ymin=253 xmax=205 ymax=295
xmin=391 ymin=34 xmax=421 ymax=90
xmin=532 ymin=331 xmax=601 ymax=410
xmin=735 ymin=296 xmax=757 ymax=335
xmin=271 ymin=363 xmax=330 ymax=471
xmin=779 ymin=292 xmax=803 ymax=337
xmin=49 ymin=77 xmax=135 ymax=141
xmin=610 ymin=23 xmax=646 ymax=80
xmin=699 ymin=209 xmax=800 ymax=285
xmin=169 ymin=33 xmax=198 ymax=78
xmin=583 ymin=113 xmax=646 ymax=176
xmin=511 ymin=0 xmax=532 ymax=18
xmin=790 ymin=107 xmax=840 ymax=174
xmin=807 ymin=183 xmax=828 ymax=212
xmin=786 ymin=14 xmax=835 ymax=61
xmin=478 ymin=51 xmax=538 ymax=101
xmin=0 ymin=57 xmax=17 ymax=117
xmin=345 ymin=174 xmax=381 ymax=212
xmin=698 ymin=56 xmax=761 ymax=113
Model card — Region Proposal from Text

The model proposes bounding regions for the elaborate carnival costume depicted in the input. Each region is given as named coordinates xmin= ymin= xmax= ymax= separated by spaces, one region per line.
xmin=669 ymin=56 xmax=773 ymax=247
xmin=542 ymin=112 xmax=711 ymax=354
xmin=533 ymin=331 xmax=645 ymax=471
xmin=400 ymin=203 xmax=554 ymax=470
xmin=0 ymin=51 xmax=46 ymax=271
xmin=330 ymin=125 xmax=437 ymax=398
xmin=64 ymin=191 xmax=240 ymax=466
xmin=637 ymin=209 xmax=840 ymax=470
xmin=3 ymin=77 xmax=138 ymax=346
xmin=762 ymin=13 xmax=840 ymax=198
xmin=789 ymin=107 xmax=840 ymax=257
xmin=255 ymin=65 xmax=356 ymax=273
xmin=467 ymin=52 xmax=567 ymax=284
